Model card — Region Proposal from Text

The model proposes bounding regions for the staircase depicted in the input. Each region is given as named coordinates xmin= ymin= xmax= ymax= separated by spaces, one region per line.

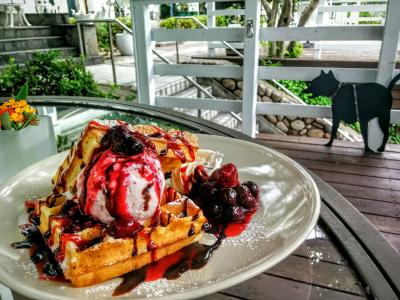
xmin=0 ymin=25 xmax=78 ymax=66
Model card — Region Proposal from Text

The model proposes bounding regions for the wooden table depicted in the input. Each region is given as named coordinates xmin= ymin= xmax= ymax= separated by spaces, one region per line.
xmin=4 ymin=97 xmax=400 ymax=300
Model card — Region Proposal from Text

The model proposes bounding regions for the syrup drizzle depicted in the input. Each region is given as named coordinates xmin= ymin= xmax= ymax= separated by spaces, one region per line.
xmin=147 ymin=126 xmax=196 ymax=163
xmin=112 ymin=211 xmax=253 ymax=296
xmin=113 ymin=239 xmax=222 ymax=297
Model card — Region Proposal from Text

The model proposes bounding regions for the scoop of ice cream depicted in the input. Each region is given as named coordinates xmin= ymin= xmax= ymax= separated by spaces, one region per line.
xmin=171 ymin=149 xmax=223 ymax=194
xmin=77 ymin=130 xmax=164 ymax=225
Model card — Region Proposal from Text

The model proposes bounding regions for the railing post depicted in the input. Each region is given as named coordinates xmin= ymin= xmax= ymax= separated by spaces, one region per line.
xmin=376 ymin=0 xmax=400 ymax=86
xmin=207 ymin=2 xmax=216 ymax=57
xmin=131 ymin=0 xmax=156 ymax=105
xmin=107 ymin=22 xmax=117 ymax=85
xmin=316 ymin=0 xmax=327 ymax=26
xmin=242 ymin=0 xmax=261 ymax=137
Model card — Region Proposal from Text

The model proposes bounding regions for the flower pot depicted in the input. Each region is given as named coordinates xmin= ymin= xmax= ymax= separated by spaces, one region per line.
xmin=0 ymin=115 xmax=57 ymax=183
xmin=116 ymin=33 xmax=134 ymax=56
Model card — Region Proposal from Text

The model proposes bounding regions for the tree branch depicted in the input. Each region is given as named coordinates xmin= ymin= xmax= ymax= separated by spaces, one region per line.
xmin=287 ymin=0 xmax=320 ymax=52
xmin=261 ymin=0 xmax=272 ymax=19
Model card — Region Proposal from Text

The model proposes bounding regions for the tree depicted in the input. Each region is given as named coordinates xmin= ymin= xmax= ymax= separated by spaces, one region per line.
xmin=261 ymin=0 xmax=320 ymax=58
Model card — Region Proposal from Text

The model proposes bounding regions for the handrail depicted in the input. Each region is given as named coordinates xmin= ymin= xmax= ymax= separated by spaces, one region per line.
xmin=76 ymin=17 xmax=243 ymax=124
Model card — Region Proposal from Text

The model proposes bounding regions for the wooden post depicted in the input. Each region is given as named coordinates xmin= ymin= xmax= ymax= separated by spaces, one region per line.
xmin=316 ymin=0 xmax=327 ymax=26
xmin=131 ymin=1 xmax=156 ymax=105
xmin=207 ymin=2 xmax=216 ymax=57
xmin=242 ymin=0 xmax=261 ymax=137
xmin=376 ymin=0 xmax=400 ymax=86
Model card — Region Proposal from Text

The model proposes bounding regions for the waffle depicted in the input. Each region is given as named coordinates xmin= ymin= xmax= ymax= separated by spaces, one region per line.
xmin=34 ymin=193 xmax=206 ymax=287
xmin=52 ymin=120 xmax=199 ymax=194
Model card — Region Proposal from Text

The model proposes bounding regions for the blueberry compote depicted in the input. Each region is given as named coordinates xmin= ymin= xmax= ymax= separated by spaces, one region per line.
xmin=11 ymin=223 xmax=65 ymax=281
xmin=11 ymin=199 xmax=101 ymax=281
xmin=190 ymin=163 xmax=260 ymax=237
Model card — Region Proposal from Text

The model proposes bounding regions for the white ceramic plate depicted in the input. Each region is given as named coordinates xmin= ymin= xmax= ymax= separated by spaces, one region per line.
xmin=0 ymin=134 xmax=320 ymax=300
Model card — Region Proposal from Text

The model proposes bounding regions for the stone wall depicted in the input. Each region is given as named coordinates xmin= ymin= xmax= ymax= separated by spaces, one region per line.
xmin=220 ymin=78 xmax=337 ymax=139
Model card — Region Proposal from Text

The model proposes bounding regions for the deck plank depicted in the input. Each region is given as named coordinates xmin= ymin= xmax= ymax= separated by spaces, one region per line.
xmin=222 ymin=273 xmax=366 ymax=300
xmin=257 ymin=134 xmax=400 ymax=253
xmin=264 ymin=140 xmax=400 ymax=163
xmin=347 ymin=197 xmax=400 ymax=218
xmin=329 ymin=183 xmax=400 ymax=204
xmin=265 ymin=255 xmax=364 ymax=295
xmin=293 ymin=239 xmax=348 ymax=265
xmin=312 ymin=170 xmax=400 ymax=191
xmin=257 ymin=133 xmax=400 ymax=151
xmin=270 ymin=147 xmax=400 ymax=170
xmin=296 ymin=158 xmax=400 ymax=180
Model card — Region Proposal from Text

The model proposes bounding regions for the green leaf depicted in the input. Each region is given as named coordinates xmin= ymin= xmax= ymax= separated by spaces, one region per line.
xmin=18 ymin=113 xmax=34 ymax=130
xmin=0 ymin=112 xmax=12 ymax=130
xmin=15 ymin=82 xmax=29 ymax=100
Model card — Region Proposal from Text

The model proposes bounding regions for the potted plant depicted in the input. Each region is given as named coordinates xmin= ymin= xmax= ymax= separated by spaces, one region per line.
xmin=0 ymin=83 xmax=57 ymax=182
xmin=116 ymin=31 xmax=134 ymax=56
xmin=115 ymin=16 xmax=134 ymax=56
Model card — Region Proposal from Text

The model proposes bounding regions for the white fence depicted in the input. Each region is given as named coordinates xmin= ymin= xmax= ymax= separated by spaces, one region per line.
xmin=130 ymin=0 xmax=400 ymax=138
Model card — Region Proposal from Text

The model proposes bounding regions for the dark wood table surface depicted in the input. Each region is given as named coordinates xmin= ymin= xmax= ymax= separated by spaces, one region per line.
xmin=6 ymin=97 xmax=400 ymax=300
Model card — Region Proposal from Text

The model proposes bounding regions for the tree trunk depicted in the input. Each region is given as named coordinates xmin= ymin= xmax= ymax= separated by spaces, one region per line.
xmin=268 ymin=0 xmax=280 ymax=57
xmin=261 ymin=0 xmax=272 ymax=20
xmin=287 ymin=0 xmax=320 ymax=52
xmin=277 ymin=0 xmax=293 ymax=58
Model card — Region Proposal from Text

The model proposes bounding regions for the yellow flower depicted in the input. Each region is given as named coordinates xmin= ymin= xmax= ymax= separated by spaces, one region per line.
xmin=10 ymin=113 xmax=22 ymax=122
xmin=9 ymin=99 xmax=15 ymax=104
xmin=19 ymin=100 xmax=27 ymax=107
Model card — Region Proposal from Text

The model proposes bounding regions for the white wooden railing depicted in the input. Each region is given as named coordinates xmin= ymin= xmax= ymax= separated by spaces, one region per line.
xmin=130 ymin=0 xmax=400 ymax=137
xmin=315 ymin=0 xmax=387 ymax=26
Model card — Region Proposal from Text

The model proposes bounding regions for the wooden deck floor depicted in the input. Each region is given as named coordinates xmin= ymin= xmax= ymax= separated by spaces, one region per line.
xmin=256 ymin=134 xmax=400 ymax=253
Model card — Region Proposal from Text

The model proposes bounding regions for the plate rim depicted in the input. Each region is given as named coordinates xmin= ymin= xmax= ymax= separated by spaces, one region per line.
xmin=0 ymin=134 xmax=320 ymax=300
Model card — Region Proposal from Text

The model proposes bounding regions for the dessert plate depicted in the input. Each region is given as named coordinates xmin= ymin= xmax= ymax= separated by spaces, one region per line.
xmin=0 ymin=134 xmax=320 ymax=300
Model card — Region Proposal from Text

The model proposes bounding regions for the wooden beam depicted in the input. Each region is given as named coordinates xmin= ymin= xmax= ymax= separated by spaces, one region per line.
xmin=156 ymin=97 xmax=242 ymax=112
xmin=131 ymin=1 xmax=155 ymax=105
xmin=376 ymin=0 xmax=400 ymax=85
xmin=258 ymin=66 xmax=393 ymax=83
xmin=208 ymin=9 xmax=245 ymax=16
xmin=318 ymin=4 xmax=387 ymax=13
xmin=207 ymin=2 xmax=216 ymax=56
xmin=242 ymin=0 xmax=261 ymax=137
xmin=154 ymin=64 xmax=243 ymax=79
xmin=135 ymin=0 xmax=233 ymax=3
xmin=257 ymin=102 xmax=332 ymax=118
xmin=260 ymin=26 xmax=383 ymax=41
xmin=151 ymin=28 xmax=244 ymax=42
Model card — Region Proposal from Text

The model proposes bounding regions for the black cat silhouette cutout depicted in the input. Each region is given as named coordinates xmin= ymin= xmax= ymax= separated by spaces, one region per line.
xmin=306 ymin=70 xmax=400 ymax=152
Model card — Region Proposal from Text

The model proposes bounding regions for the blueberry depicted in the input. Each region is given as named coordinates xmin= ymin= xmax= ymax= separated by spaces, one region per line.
xmin=235 ymin=185 xmax=258 ymax=209
xmin=242 ymin=181 xmax=260 ymax=199
xmin=199 ymin=182 xmax=217 ymax=200
xmin=225 ymin=206 xmax=245 ymax=222
xmin=208 ymin=203 xmax=222 ymax=218
xmin=193 ymin=166 xmax=209 ymax=184
xmin=66 ymin=206 xmax=79 ymax=219
xmin=43 ymin=262 xmax=62 ymax=277
xmin=112 ymin=136 xmax=143 ymax=156
xmin=101 ymin=125 xmax=144 ymax=156
xmin=219 ymin=188 xmax=237 ymax=207
xmin=101 ymin=125 xmax=126 ymax=148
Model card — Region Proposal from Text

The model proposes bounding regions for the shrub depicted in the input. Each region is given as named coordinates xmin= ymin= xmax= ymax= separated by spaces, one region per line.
xmin=0 ymin=51 xmax=106 ymax=97
xmin=159 ymin=14 xmax=243 ymax=29
xmin=278 ymin=79 xmax=332 ymax=106
xmin=96 ymin=17 xmax=132 ymax=52
xmin=284 ymin=42 xmax=303 ymax=58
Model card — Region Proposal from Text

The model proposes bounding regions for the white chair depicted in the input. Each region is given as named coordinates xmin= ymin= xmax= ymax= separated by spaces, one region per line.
xmin=0 ymin=0 xmax=31 ymax=27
